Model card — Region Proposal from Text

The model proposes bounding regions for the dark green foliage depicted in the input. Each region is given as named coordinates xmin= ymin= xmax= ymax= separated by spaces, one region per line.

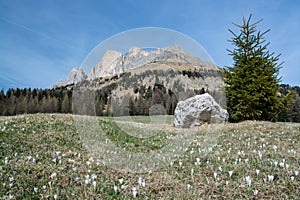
xmin=0 ymin=87 xmax=73 ymax=115
xmin=224 ymin=14 xmax=295 ymax=122
xmin=276 ymin=84 xmax=300 ymax=122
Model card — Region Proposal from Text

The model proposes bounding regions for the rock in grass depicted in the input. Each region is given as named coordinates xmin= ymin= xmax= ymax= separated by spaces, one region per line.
xmin=174 ymin=93 xmax=228 ymax=128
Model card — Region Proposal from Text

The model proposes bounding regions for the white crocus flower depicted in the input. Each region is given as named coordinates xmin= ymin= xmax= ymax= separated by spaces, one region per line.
xmin=253 ymin=189 xmax=258 ymax=196
xmin=93 ymin=181 xmax=97 ymax=190
xmin=245 ymin=176 xmax=251 ymax=187
xmin=187 ymin=184 xmax=191 ymax=190
xmin=132 ymin=187 xmax=137 ymax=198
xmin=114 ymin=185 xmax=118 ymax=193
xmin=179 ymin=161 xmax=183 ymax=167
xmin=213 ymin=172 xmax=217 ymax=179
xmin=268 ymin=175 xmax=274 ymax=182
xmin=286 ymin=164 xmax=289 ymax=169
xmin=91 ymin=174 xmax=97 ymax=180
xmin=138 ymin=177 xmax=143 ymax=185
xmin=256 ymin=169 xmax=260 ymax=176
xmin=219 ymin=166 xmax=222 ymax=172
xmin=50 ymin=172 xmax=57 ymax=179
xmin=279 ymin=162 xmax=284 ymax=168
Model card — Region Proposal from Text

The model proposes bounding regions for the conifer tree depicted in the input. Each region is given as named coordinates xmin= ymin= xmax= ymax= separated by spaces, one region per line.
xmin=224 ymin=14 xmax=294 ymax=122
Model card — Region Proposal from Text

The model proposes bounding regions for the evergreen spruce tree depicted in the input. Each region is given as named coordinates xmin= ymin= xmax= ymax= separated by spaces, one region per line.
xmin=224 ymin=14 xmax=294 ymax=122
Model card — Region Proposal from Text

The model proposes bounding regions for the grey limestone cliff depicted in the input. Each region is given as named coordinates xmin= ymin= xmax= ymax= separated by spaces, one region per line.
xmin=57 ymin=45 xmax=220 ymax=87
xmin=57 ymin=68 xmax=87 ymax=87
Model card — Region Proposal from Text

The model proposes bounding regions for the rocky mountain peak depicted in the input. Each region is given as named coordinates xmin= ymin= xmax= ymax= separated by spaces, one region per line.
xmin=101 ymin=50 xmax=123 ymax=67
xmin=128 ymin=46 xmax=141 ymax=55
xmin=166 ymin=45 xmax=184 ymax=53
xmin=87 ymin=50 xmax=123 ymax=80
xmin=57 ymin=45 xmax=219 ymax=87
xmin=56 ymin=67 xmax=87 ymax=87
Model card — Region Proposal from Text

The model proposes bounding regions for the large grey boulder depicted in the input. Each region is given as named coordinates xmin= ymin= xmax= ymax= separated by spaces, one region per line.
xmin=174 ymin=93 xmax=228 ymax=128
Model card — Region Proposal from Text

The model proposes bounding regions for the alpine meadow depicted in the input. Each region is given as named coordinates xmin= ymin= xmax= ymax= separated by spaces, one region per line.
xmin=1 ymin=11 xmax=300 ymax=200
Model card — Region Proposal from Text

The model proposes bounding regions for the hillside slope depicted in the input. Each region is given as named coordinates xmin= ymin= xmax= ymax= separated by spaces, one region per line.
xmin=1 ymin=114 xmax=299 ymax=199
xmin=0 ymin=47 xmax=225 ymax=116
xmin=72 ymin=60 xmax=224 ymax=116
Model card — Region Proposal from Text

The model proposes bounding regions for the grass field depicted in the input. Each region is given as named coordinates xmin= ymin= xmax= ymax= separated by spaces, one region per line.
xmin=0 ymin=114 xmax=299 ymax=199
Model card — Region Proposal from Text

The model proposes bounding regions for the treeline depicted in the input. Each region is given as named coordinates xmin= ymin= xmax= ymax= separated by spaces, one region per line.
xmin=71 ymin=83 xmax=205 ymax=116
xmin=0 ymin=68 xmax=209 ymax=116
xmin=277 ymin=84 xmax=300 ymax=122
xmin=1 ymin=83 xmax=298 ymax=122
xmin=1 ymin=70 xmax=298 ymax=122
xmin=0 ymin=83 xmax=205 ymax=117
xmin=0 ymin=87 xmax=73 ymax=116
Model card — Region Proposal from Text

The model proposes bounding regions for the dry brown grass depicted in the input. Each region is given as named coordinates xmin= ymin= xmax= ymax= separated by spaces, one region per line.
xmin=0 ymin=114 xmax=299 ymax=199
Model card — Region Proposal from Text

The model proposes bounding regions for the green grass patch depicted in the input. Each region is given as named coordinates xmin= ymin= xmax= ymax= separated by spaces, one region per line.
xmin=0 ymin=114 xmax=299 ymax=199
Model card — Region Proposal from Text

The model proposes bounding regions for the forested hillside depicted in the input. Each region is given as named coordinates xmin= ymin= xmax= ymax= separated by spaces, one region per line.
xmin=1 ymin=62 xmax=220 ymax=116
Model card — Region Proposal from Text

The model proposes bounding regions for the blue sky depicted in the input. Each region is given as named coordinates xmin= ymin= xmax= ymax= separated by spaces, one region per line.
xmin=1 ymin=0 xmax=299 ymax=91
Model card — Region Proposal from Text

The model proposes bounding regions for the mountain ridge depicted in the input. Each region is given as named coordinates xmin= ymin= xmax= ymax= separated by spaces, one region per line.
xmin=56 ymin=45 xmax=219 ymax=87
